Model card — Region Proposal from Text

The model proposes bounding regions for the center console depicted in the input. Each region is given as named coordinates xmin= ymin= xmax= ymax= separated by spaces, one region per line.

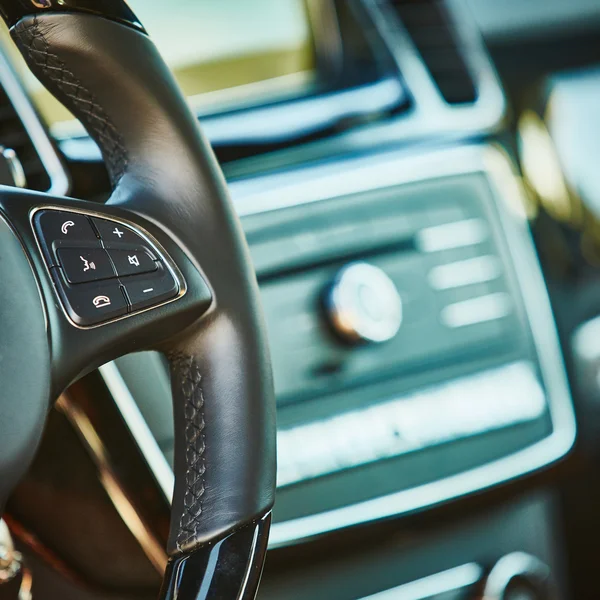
xmin=232 ymin=144 xmax=575 ymax=547
xmin=107 ymin=144 xmax=575 ymax=554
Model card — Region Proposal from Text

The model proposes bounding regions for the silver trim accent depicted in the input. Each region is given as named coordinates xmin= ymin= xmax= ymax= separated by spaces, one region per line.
xmin=428 ymin=255 xmax=502 ymax=290
xmin=277 ymin=362 xmax=546 ymax=488
xmin=359 ymin=563 xmax=482 ymax=600
xmin=29 ymin=205 xmax=187 ymax=330
xmin=98 ymin=362 xmax=175 ymax=501
xmin=57 ymin=76 xmax=405 ymax=159
xmin=416 ymin=219 xmax=489 ymax=252
xmin=0 ymin=52 xmax=69 ymax=196
xmin=305 ymin=0 xmax=344 ymax=80
xmin=441 ymin=293 xmax=512 ymax=328
xmin=1 ymin=147 xmax=26 ymax=188
xmin=350 ymin=0 xmax=506 ymax=145
xmin=56 ymin=393 xmax=169 ymax=573
xmin=483 ymin=552 xmax=551 ymax=599
xmin=105 ymin=144 xmax=576 ymax=549
xmin=0 ymin=519 xmax=23 ymax=585
xmin=325 ymin=262 xmax=403 ymax=344
xmin=229 ymin=150 xmax=478 ymax=217
xmin=572 ymin=316 xmax=600 ymax=363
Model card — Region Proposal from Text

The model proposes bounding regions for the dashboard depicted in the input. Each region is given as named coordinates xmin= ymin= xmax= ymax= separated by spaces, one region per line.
xmin=2 ymin=1 xmax=600 ymax=599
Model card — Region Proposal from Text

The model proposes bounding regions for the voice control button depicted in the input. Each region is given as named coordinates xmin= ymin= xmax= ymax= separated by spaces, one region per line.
xmin=57 ymin=248 xmax=115 ymax=284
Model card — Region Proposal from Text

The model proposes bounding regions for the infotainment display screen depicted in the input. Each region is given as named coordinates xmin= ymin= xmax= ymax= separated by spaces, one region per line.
xmin=5 ymin=0 xmax=315 ymax=128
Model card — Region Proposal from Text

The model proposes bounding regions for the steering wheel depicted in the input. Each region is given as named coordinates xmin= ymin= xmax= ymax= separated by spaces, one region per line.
xmin=0 ymin=2 xmax=276 ymax=599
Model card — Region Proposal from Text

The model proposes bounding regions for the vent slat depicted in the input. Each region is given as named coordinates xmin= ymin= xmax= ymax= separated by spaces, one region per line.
xmin=390 ymin=0 xmax=477 ymax=105
xmin=0 ymin=90 xmax=50 ymax=190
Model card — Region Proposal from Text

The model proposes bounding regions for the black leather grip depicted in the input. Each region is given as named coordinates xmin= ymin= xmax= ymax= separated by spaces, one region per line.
xmin=11 ymin=14 xmax=276 ymax=555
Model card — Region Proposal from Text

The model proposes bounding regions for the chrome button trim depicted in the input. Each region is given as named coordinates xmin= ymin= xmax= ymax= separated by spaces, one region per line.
xmin=359 ymin=562 xmax=482 ymax=600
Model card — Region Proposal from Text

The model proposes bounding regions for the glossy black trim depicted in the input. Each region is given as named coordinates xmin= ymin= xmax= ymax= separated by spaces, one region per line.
xmin=159 ymin=514 xmax=271 ymax=600
xmin=0 ymin=0 xmax=146 ymax=33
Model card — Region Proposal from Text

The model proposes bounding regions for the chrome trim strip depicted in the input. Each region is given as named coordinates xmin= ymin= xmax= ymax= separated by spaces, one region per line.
xmin=416 ymin=218 xmax=489 ymax=252
xmin=305 ymin=0 xmax=344 ymax=80
xmin=229 ymin=146 xmax=485 ymax=217
xmin=440 ymin=292 xmax=512 ymax=328
xmin=56 ymin=76 xmax=405 ymax=159
xmin=56 ymin=393 xmax=168 ymax=573
xmin=1 ymin=147 xmax=26 ymax=188
xmin=428 ymin=255 xmax=501 ymax=290
xmin=98 ymin=362 xmax=175 ymax=501
xmin=359 ymin=563 xmax=482 ymax=600
xmin=277 ymin=361 xmax=545 ymax=487
xmin=105 ymin=144 xmax=576 ymax=549
xmin=0 ymin=52 xmax=69 ymax=196
xmin=483 ymin=552 xmax=550 ymax=599
xmin=572 ymin=316 xmax=600 ymax=362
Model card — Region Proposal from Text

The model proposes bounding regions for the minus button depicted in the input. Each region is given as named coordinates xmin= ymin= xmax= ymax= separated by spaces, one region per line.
xmin=123 ymin=272 xmax=179 ymax=312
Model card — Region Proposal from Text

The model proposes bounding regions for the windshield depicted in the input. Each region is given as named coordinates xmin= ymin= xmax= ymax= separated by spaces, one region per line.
xmin=3 ymin=0 xmax=315 ymax=129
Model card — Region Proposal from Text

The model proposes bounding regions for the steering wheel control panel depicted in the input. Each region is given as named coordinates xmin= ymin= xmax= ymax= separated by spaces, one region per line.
xmin=34 ymin=209 xmax=179 ymax=326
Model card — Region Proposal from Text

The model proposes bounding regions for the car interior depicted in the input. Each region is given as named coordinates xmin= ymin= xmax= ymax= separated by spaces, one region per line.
xmin=1 ymin=1 xmax=600 ymax=599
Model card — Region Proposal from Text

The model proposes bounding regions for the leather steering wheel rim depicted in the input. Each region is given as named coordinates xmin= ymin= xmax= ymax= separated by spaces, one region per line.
xmin=0 ymin=3 xmax=276 ymax=599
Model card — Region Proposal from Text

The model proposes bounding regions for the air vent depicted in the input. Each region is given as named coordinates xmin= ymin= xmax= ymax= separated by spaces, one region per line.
xmin=390 ymin=0 xmax=477 ymax=104
xmin=0 ymin=86 xmax=50 ymax=190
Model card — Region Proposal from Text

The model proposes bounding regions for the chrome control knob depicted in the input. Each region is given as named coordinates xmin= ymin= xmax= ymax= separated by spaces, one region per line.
xmin=325 ymin=262 xmax=402 ymax=344
xmin=482 ymin=553 xmax=553 ymax=600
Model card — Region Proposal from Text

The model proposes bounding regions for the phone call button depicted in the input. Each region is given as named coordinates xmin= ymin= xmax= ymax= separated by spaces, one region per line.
xmin=53 ymin=276 xmax=128 ymax=326
xmin=35 ymin=210 xmax=98 ymax=265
